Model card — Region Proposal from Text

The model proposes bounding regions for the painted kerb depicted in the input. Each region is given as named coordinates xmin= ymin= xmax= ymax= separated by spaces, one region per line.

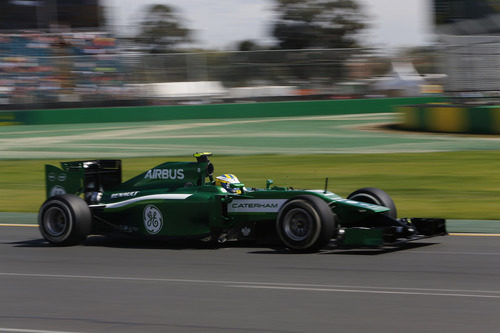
xmin=398 ymin=104 xmax=500 ymax=135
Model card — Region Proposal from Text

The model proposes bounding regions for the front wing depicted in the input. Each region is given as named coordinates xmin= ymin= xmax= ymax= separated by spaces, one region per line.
xmin=337 ymin=217 xmax=447 ymax=247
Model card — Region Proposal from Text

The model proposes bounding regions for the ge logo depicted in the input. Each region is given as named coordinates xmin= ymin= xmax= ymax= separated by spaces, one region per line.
xmin=143 ymin=205 xmax=163 ymax=235
xmin=50 ymin=185 xmax=66 ymax=197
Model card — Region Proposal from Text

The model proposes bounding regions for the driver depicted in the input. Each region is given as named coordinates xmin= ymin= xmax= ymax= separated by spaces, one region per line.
xmin=215 ymin=174 xmax=243 ymax=194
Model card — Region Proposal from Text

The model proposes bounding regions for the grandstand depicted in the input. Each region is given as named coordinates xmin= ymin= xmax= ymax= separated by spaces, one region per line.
xmin=0 ymin=32 xmax=126 ymax=105
xmin=0 ymin=0 xmax=130 ymax=108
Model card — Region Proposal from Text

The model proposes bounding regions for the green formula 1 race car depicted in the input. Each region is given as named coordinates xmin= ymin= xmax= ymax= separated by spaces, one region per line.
xmin=38 ymin=153 xmax=446 ymax=251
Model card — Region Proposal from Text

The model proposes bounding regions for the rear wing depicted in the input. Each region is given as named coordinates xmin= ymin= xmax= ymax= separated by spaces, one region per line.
xmin=45 ymin=160 xmax=121 ymax=199
xmin=45 ymin=152 xmax=215 ymax=199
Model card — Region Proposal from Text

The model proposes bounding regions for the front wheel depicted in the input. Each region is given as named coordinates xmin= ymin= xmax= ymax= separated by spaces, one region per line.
xmin=38 ymin=194 xmax=92 ymax=245
xmin=276 ymin=195 xmax=336 ymax=252
xmin=347 ymin=187 xmax=397 ymax=219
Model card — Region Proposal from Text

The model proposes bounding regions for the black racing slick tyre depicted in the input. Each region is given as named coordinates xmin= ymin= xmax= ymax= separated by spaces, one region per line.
xmin=276 ymin=195 xmax=336 ymax=252
xmin=38 ymin=194 xmax=92 ymax=246
xmin=347 ymin=187 xmax=397 ymax=219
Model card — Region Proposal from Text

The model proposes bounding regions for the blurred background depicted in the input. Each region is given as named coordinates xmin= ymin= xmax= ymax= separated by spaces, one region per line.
xmin=0 ymin=0 xmax=498 ymax=109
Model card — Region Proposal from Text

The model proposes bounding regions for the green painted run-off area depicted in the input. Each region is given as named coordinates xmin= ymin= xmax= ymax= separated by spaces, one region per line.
xmin=1 ymin=97 xmax=443 ymax=125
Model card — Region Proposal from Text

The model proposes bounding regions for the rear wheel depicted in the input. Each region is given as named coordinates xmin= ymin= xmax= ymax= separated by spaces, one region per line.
xmin=38 ymin=194 xmax=92 ymax=245
xmin=347 ymin=187 xmax=397 ymax=219
xmin=276 ymin=195 xmax=336 ymax=252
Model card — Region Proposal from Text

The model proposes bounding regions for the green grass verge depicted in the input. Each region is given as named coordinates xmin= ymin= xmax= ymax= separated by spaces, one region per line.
xmin=2 ymin=151 xmax=500 ymax=219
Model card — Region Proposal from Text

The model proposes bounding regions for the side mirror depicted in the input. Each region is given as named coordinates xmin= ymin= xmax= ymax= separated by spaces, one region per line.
xmin=230 ymin=183 xmax=245 ymax=194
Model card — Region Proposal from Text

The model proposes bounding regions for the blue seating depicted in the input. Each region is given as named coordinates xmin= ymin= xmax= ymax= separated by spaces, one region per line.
xmin=0 ymin=32 xmax=124 ymax=104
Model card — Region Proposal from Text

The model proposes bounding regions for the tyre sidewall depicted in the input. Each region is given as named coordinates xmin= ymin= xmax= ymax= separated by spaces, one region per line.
xmin=38 ymin=194 xmax=91 ymax=245
xmin=276 ymin=195 xmax=335 ymax=251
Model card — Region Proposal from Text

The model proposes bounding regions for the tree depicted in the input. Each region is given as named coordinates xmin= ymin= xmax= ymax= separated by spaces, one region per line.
xmin=272 ymin=0 xmax=366 ymax=50
xmin=136 ymin=4 xmax=191 ymax=52
xmin=237 ymin=40 xmax=261 ymax=52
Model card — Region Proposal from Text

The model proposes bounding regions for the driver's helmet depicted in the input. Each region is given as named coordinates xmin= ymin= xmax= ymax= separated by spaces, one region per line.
xmin=215 ymin=174 xmax=241 ymax=194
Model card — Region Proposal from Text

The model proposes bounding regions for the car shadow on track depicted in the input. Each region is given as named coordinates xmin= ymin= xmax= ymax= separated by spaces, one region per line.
xmin=11 ymin=235 xmax=267 ymax=251
xmin=248 ymin=242 xmax=439 ymax=255
xmin=11 ymin=237 xmax=438 ymax=255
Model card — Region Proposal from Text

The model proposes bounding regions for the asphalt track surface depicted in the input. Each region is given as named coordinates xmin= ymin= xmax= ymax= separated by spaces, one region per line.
xmin=2 ymin=113 xmax=500 ymax=159
xmin=1 ymin=224 xmax=500 ymax=333
xmin=2 ymin=113 xmax=500 ymax=332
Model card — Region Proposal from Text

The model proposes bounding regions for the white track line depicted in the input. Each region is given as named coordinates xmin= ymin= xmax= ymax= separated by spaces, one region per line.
xmin=0 ymin=224 xmax=38 ymax=227
xmin=228 ymin=285 xmax=500 ymax=298
xmin=0 ymin=329 xmax=83 ymax=333
xmin=1 ymin=272 xmax=499 ymax=299
xmin=449 ymin=232 xmax=500 ymax=236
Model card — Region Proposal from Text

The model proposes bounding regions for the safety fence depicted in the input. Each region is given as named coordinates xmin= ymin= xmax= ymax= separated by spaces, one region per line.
xmin=1 ymin=34 xmax=442 ymax=108
xmin=440 ymin=35 xmax=500 ymax=99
